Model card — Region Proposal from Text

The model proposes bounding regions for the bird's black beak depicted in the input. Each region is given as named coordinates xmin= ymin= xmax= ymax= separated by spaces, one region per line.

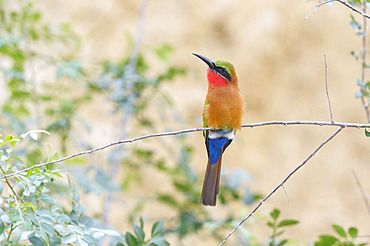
xmin=192 ymin=53 xmax=216 ymax=69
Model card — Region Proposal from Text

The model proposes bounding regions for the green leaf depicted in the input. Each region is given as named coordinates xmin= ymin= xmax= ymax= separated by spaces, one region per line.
xmin=0 ymin=221 xmax=4 ymax=234
xmin=56 ymin=214 xmax=70 ymax=224
xmin=365 ymin=128 xmax=370 ymax=137
xmin=80 ymin=233 xmax=96 ymax=245
xmin=40 ymin=194 xmax=54 ymax=204
xmin=270 ymin=209 xmax=280 ymax=220
xmin=61 ymin=234 xmax=77 ymax=244
xmin=10 ymin=138 xmax=20 ymax=147
xmin=28 ymin=209 xmax=38 ymax=225
xmin=332 ymin=224 xmax=347 ymax=238
xmin=133 ymin=224 xmax=145 ymax=243
xmin=267 ymin=221 xmax=274 ymax=228
xmin=12 ymin=156 xmax=25 ymax=165
xmin=125 ymin=232 xmax=138 ymax=246
xmin=80 ymin=216 xmax=93 ymax=227
xmin=28 ymin=235 xmax=47 ymax=246
xmin=314 ymin=235 xmax=338 ymax=246
xmin=35 ymin=209 xmax=54 ymax=224
xmin=40 ymin=222 xmax=55 ymax=236
xmin=139 ymin=216 xmax=144 ymax=229
xmin=4 ymin=135 xmax=20 ymax=147
xmin=151 ymin=220 xmax=164 ymax=238
xmin=5 ymin=135 xmax=13 ymax=143
xmin=348 ymin=227 xmax=358 ymax=239
xmin=278 ymin=239 xmax=288 ymax=246
xmin=157 ymin=193 xmax=179 ymax=206
xmin=154 ymin=44 xmax=174 ymax=62
xmin=151 ymin=237 xmax=170 ymax=246
xmin=350 ymin=15 xmax=362 ymax=31
xmin=277 ymin=220 xmax=299 ymax=227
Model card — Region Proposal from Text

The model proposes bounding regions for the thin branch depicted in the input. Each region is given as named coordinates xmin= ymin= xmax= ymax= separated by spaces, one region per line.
xmin=128 ymin=0 xmax=149 ymax=69
xmin=360 ymin=3 xmax=370 ymax=122
xmin=305 ymin=0 xmax=335 ymax=20
xmin=305 ymin=0 xmax=370 ymax=20
xmin=352 ymin=169 xmax=370 ymax=214
xmin=324 ymin=55 xmax=334 ymax=123
xmin=218 ymin=127 xmax=344 ymax=246
xmin=0 ymin=158 xmax=23 ymax=202
xmin=242 ymin=120 xmax=369 ymax=128
xmin=336 ymin=0 xmax=370 ymax=19
xmin=282 ymin=184 xmax=290 ymax=202
xmin=0 ymin=127 xmax=206 ymax=180
xmin=0 ymin=121 xmax=369 ymax=180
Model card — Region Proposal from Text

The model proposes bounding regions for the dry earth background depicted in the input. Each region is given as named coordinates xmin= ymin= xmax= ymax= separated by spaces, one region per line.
xmin=3 ymin=0 xmax=370 ymax=245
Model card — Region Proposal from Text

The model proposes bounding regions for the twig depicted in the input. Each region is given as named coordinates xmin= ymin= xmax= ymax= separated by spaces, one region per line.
xmin=128 ymin=0 xmax=149 ymax=69
xmin=0 ymin=160 xmax=23 ymax=202
xmin=218 ymin=127 xmax=344 ymax=246
xmin=305 ymin=0 xmax=335 ymax=20
xmin=356 ymin=160 xmax=370 ymax=166
xmin=352 ymin=170 xmax=370 ymax=214
xmin=336 ymin=0 xmax=370 ymax=19
xmin=324 ymin=55 xmax=334 ymax=123
xmin=0 ymin=121 xmax=369 ymax=180
xmin=305 ymin=0 xmax=370 ymax=20
xmin=282 ymin=185 xmax=290 ymax=202
xmin=360 ymin=3 xmax=370 ymax=122
xmin=242 ymin=120 xmax=369 ymax=128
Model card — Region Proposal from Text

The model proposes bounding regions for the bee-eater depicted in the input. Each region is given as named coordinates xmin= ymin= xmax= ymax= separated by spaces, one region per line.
xmin=193 ymin=53 xmax=244 ymax=206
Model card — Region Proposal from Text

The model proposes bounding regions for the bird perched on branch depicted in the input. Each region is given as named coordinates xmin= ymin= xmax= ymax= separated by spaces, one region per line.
xmin=193 ymin=53 xmax=244 ymax=206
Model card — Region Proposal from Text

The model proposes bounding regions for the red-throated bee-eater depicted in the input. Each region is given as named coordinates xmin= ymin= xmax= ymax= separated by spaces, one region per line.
xmin=193 ymin=53 xmax=244 ymax=206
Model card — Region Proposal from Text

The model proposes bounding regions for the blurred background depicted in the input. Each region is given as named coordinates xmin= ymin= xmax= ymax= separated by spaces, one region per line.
xmin=0 ymin=0 xmax=369 ymax=245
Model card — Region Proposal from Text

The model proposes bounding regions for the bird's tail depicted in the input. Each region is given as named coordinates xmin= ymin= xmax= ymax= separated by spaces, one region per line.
xmin=200 ymin=155 xmax=222 ymax=206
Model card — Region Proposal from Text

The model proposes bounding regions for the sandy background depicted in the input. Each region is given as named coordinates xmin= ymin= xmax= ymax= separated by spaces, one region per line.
xmin=5 ymin=0 xmax=370 ymax=245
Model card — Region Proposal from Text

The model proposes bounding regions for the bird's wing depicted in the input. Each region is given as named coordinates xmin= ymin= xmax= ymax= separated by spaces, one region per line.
xmin=203 ymin=98 xmax=210 ymax=156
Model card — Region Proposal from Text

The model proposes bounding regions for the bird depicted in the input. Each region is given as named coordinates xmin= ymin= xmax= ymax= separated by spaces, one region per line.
xmin=193 ymin=53 xmax=244 ymax=206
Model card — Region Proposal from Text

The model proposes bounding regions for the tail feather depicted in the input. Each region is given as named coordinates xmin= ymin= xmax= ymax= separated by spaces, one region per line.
xmin=200 ymin=155 xmax=222 ymax=206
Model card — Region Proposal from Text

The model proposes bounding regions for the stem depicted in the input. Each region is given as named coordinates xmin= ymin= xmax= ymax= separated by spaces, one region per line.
xmin=0 ymin=153 xmax=23 ymax=202
xmin=6 ymin=224 xmax=14 ymax=241
xmin=361 ymin=3 xmax=370 ymax=119
xmin=271 ymin=223 xmax=277 ymax=246
xmin=324 ymin=55 xmax=334 ymax=122
xmin=361 ymin=2 xmax=370 ymax=122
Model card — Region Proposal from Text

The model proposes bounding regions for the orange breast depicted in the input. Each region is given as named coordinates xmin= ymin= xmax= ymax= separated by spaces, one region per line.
xmin=205 ymin=84 xmax=244 ymax=130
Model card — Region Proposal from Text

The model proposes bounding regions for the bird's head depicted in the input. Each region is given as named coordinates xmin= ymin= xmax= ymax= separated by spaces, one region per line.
xmin=192 ymin=53 xmax=237 ymax=87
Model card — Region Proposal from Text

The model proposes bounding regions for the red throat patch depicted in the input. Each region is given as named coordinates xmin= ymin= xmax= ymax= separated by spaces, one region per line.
xmin=207 ymin=69 xmax=229 ymax=87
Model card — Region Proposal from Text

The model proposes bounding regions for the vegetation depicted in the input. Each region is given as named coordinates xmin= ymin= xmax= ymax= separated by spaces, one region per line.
xmin=0 ymin=0 xmax=368 ymax=245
